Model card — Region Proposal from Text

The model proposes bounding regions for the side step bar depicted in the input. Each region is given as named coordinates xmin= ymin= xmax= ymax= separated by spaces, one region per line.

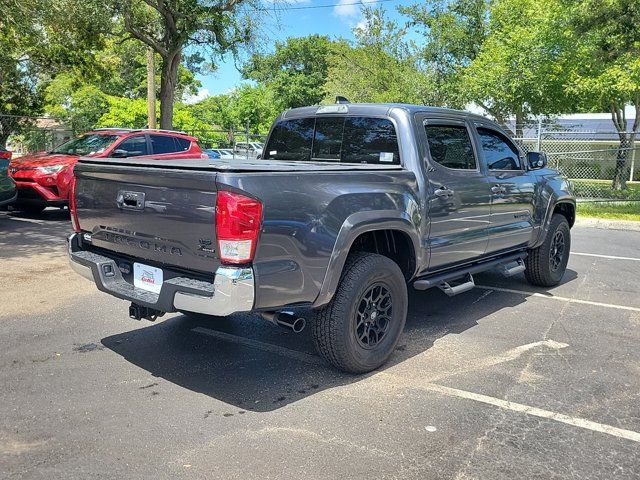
xmin=439 ymin=273 xmax=475 ymax=297
xmin=413 ymin=252 xmax=527 ymax=293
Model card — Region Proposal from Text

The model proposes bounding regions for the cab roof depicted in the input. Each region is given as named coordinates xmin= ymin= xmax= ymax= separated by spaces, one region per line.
xmin=281 ymin=103 xmax=490 ymax=123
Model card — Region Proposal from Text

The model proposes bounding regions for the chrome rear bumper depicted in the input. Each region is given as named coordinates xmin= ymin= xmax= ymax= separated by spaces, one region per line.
xmin=67 ymin=233 xmax=254 ymax=316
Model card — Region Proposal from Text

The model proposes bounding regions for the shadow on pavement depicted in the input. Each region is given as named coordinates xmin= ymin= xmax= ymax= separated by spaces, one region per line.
xmin=0 ymin=209 xmax=72 ymax=258
xmin=101 ymin=270 xmax=577 ymax=412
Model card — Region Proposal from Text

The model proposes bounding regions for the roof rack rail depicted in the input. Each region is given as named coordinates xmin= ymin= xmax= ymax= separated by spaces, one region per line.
xmin=136 ymin=128 xmax=189 ymax=135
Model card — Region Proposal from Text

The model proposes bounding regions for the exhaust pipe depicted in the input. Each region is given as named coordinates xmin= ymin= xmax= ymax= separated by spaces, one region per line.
xmin=262 ymin=311 xmax=306 ymax=333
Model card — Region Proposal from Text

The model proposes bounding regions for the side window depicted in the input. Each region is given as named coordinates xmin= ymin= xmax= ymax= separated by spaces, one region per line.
xmin=114 ymin=135 xmax=148 ymax=157
xmin=150 ymin=135 xmax=178 ymax=155
xmin=424 ymin=125 xmax=477 ymax=170
xmin=175 ymin=138 xmax=190 ymax=151
xmin=478 ymin=127 xmax=521 ymax=170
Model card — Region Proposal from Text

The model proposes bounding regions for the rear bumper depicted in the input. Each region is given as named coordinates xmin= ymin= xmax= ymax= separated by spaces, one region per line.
xmin=67 ymin=233 xmax=254 ymax=316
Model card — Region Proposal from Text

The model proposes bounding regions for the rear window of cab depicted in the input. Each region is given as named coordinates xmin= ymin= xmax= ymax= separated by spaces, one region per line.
xmin=264 ymin=116 xmax=400 ymax=165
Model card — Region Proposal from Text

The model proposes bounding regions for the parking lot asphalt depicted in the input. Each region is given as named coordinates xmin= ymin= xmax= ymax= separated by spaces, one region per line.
xmin=1 ymin=209 xmax=640 ymax=479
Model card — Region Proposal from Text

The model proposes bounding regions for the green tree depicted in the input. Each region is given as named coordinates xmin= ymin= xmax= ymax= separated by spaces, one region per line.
xmin=45 ymin=74 xmax=110 ymax=132
xmin=242 ymin=35 xmax=334 ymax=109
xmin=42 ymin=37 xmax=201 ymax=131
xmin=112 ymin=0 xmax=259 ymax=129
xmin=566 ymin=0 xmax=640 ymax=190
xmin=324 ymin=8 xmax=432 ymax=104
xmin=97 ymin=97 xmax=149 ymax=128
xmin=401 ymin=0 xmax=489 ymax=108
xmin=0 ymin=0 xmax=111 ymax=145
xmin=461 ymin=0 xmax=574 ymax=135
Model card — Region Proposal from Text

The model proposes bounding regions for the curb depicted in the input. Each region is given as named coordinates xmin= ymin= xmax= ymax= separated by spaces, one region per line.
xmin=575 ymin=217 xmax=640 ymax=232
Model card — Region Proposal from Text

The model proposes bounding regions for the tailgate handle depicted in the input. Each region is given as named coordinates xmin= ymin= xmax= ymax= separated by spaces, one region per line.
xmin=116 ymin=190 xmax=145 ymax=211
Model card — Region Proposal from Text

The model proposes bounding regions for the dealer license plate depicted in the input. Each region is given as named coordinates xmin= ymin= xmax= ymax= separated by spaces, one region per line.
xmin=133 ymin=263 xmax=163 ymax=294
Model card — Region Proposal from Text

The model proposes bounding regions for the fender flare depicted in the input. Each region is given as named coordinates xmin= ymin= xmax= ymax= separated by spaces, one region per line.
xmin=312 ymin=210 xmax=422 ymax=308
xmin=533 ymin=196 xmax=576 ymax=248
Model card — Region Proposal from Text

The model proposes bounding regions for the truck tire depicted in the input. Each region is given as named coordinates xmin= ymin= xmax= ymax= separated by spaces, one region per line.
xmin=525 ymin=213 xmax=571 ymax=287
xmin=312 ymin=252 xmax=408 ymax=373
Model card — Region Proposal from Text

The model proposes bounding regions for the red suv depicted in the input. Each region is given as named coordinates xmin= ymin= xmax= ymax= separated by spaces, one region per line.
xmin=9 ymin=128 xmax=206 ymax=213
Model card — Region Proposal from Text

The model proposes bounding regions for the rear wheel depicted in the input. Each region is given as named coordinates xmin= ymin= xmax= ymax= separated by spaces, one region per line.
xmin=312 ymin=252 xmax=408 ymax=373
xmin=525 ymin=213 xmax=571 ymax=287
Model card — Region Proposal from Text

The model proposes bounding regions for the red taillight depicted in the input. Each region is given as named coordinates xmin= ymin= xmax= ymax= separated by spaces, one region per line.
xmin=215 ymin=190 xmax=263 ymax=264
xmin=69 ymin=176 xmax=81 ymax=233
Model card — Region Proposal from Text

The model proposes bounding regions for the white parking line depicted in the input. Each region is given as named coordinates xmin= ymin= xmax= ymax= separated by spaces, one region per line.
xmin=476 ymin=285 xmax=640 ymax=312
xmin=572 ymin=252 xmax=640 ymax=262
xmin=194 ymin=326 xmax=640 ymax=444
xmin=417 ymin=382 xmax=640 ymax=444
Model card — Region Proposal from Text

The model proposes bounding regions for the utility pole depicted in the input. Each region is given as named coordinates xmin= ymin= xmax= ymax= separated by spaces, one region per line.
xmin=146 ymin=48 xmax=156 ymax=129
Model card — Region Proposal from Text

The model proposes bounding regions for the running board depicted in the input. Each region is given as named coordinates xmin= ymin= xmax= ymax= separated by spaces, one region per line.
xmin=413 ymin=251 xmax=527 ymax=292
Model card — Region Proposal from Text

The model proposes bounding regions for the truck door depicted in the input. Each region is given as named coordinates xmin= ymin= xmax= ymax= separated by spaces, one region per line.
xmin=418 ymin=118 xmax=492 ymax=270
xmin=474 ymin=124 xmax=536 ymax=253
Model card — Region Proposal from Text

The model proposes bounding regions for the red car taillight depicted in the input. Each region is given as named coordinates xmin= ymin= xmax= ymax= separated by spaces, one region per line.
xmin=69 ymin=176 xmax=81 ymax=233
xmin=215 ymin=190 xmax=263 ymax=264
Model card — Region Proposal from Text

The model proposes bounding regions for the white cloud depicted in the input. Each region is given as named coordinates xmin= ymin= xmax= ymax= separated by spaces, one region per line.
xmin=333 ymin=0 xmax=359 ymax=19
xmin=184 ymin=88 xmax=210 ymax=104
xmin=354 ymin=17 xmax=368 ymax=32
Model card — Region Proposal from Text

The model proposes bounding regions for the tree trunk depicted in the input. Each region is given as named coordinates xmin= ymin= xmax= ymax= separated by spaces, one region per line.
xmin=612 ymin=132 xmax=629 ymax=190
xmin=515 ymin=107 xmax=524 ymax=138
xmin=159 ymin=49 xmax=182 ymax=130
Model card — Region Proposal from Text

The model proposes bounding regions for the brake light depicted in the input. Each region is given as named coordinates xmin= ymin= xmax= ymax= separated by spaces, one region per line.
xmin=69 ymin=176 xmax=81 ymax=233
xmin=215 ymin=190 xmax=263 ymax=264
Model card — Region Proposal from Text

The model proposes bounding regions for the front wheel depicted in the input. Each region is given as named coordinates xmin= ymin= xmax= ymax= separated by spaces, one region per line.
xmin=312 ymin=252 xmax=408 ymax=374
xmin=525 ymin=213 xmax=571 ymax=287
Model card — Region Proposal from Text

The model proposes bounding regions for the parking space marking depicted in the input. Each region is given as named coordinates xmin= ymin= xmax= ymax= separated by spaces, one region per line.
xmin=477 ymin=285 xmax=640 ymax=312
xmin=191 ymin=326 xmax=324 ymax=365
xmin=413 ymin=382 xmax=640 ymax=444
xmin=193 ymin=325 xmax=640 ymax=443
xmin=573 ymin=252 xmax=640 ymax=262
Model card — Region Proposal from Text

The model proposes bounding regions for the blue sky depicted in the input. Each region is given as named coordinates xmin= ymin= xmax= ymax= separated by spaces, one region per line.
xmin=193 ymin=0 xmax=414 ymax=100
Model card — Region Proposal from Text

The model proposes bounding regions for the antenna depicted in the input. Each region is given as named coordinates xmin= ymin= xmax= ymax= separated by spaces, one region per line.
xmin=335 ymin=96 xmax=350 ymax=104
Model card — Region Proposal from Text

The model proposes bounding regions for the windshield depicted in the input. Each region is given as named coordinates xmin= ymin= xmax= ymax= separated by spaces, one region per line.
xmin=51 ymin=134 xmax=118 ymax=156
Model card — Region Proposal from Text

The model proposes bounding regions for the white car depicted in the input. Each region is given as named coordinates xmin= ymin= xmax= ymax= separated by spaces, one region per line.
xmin=234 ymin=142 xmax=264 ymax=157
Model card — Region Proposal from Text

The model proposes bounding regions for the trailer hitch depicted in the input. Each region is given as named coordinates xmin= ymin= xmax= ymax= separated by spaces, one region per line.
xmin=129 ymin=303 xmax=165 ymax=322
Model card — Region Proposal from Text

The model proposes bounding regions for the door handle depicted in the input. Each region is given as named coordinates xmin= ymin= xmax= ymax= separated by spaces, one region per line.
xmin=491 ymin=185 xmax=506 ymax=195
xmin=434 ymin=187 xmax=454 ymax=197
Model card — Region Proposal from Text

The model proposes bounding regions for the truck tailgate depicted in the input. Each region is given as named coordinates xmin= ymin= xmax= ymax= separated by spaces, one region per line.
xmin=74 ymin=159 xmax=219 ymax=273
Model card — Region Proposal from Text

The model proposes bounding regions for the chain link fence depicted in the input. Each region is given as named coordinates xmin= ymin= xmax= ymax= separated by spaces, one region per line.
xmin=514 ymin=126 xmax=639 ymax=201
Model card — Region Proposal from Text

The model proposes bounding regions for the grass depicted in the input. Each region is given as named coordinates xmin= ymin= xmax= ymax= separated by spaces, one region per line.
xmin=576 ymin=201 xmax=640 ymax=221
xmin=571 ymin=179 xmax=640 ymax=200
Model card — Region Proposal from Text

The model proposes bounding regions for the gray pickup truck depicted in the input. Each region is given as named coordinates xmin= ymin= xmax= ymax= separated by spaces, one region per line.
xmin=68 ymin=103 xmax=575 ymax=373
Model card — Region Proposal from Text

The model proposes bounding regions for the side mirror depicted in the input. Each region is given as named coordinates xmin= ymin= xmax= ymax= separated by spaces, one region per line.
xmin=110 ymin=149 xmax=128 ymax=158
xmin=527 ymin=151 xmax=547 ymax=170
